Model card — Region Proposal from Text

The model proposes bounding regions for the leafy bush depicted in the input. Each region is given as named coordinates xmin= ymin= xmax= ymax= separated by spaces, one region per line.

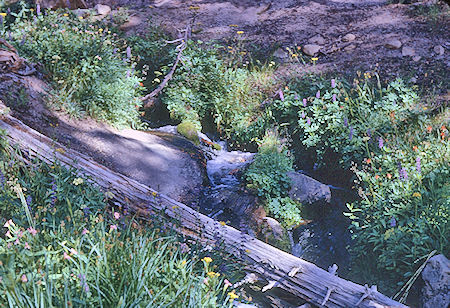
xmin=6 ymin=8 xmax=143 ymax=127
xmin=0 ymin=139 xmax=242 ymax=307
xmin=267 ymin=197 xmax=302 ymax=228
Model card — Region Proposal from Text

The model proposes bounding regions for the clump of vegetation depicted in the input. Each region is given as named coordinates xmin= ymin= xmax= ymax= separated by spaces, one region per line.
xmin=3 ymin=4 xmax=143 ymax=127
xmin=0 ymin=134 xmax=243 ymax=307
xmin=177 ymin=120 xmax=200 ymax=144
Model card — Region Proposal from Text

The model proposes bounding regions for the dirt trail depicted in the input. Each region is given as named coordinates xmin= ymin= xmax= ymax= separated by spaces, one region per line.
xmin=113 ymin=0 xmax=448 ymax=91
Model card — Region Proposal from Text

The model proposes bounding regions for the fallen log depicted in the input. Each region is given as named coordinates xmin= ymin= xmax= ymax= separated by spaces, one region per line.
xmin=0 ymin=106 xmax=407 ymax=308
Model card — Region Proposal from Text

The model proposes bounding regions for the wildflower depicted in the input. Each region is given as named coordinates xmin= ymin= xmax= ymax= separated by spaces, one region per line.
xmin=426 ymin=125 xmax=432 ymax=133
xmin=375 ymin=175 xmax=380 ymax=180
xmin=316 ymin=90 xmax=320 ymax=99
xmin=311 ymin=57 xmax=318 ymax=61
xmin=389 ymin=217 xmax=396 ymax=228
xmin=331 ymin=79 xmax=336 ymax=88
xmin=181 ymin=260 xmax=187 ymax=266
xmin=99 ymin=28 xmax=103 ymax=33
xmin=219 ymin=221 xmax=226 ymax=226
xmin=36 ymin=4 xmax=41 ymax=15
xmin=366 ymin=158 xmax=372 ymax=164
xmin=413 ymin=192 xmax=421 ymax=198
xmin=228 ymin=290 xmax=239 ymax=301
xmin=203 ymin=277 xmax=209 ymax=285
xmin=399 ymin=167 xmax=408 ymax=181
xmin=306 ymin=118 xmax=311 ymax=125
xmin=21 ymin=274 xmax=28 ymax=283
xmin=4 ymin=219 xmax=15 ymax=228
xmin=78 ymin=16 xmax=83 ymax=20
xmin=73 ymin=177 xmax=84 ymax=186
xmin=294 ymin=94 xmax=299 ymax=100
xmin=202 ymin=257 xmax=212 ymax=264
xmin=126 ymin=46 xmax=132 ymax=59
xmin=378 ymin=137 xmax=384 ymax=149
xmin=0 ymin=169 xmax=5 ymax=188
xmin=27 ymin=227 xmax=37 ymax=236
xmin=224 ymin=279 xmax=232 ymax=289
xmin=114 ymin=212 xmax=120 ymax=220
xmin=303 ymin=98 xmax=307 ymax=107
xmin=0 ymin=13 xmax=6 ymax=17
xmin=50 ymin=181 xmax=57 ymax=206
xmin=301 ymin=111 xmax=306 ymax=119
xmin=207 ymin=271 xmax=220 ymax=278
xmin=70 ymin=248 xmax=78 ymax=255
xmin=416 ymin=157 xmax=421 ymax=173
xmin=279 ymin=90 xmax=284 ymax=101
xmin=386 ymin=173 xmax=392 ymax=179
xmin=367 ymin=129 xmax=372 ymax=138
xmin=110 ymin=224 xmax=118 ymax=231
xmin=63 ymin=252 xmax=71 ymax=260
xmin=82 ymin=228 xmax=89 ymax=235
xmin=343 ymin=117 xmax=348 ymax=127
xmin=348 ymin=127 xmax=354 ymax=141
xmin=237 ymin=31 xmax=244 ymax=35
xmin=24 ymin=242 xmax=30 ymax=250
xmin=332 ymin=94 xmax=336 ymax=102
xmin=63 ymin=13 xmax=69 ymax=17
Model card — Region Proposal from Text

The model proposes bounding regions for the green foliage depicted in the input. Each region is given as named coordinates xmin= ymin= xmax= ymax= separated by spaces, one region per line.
xmin=0 ymin=145 xmax=240 ymax=307
xmin=267 ymin=197 xmax=302 ymax=228
xmin=6 ymin=9 xmax=143 ymax=127
xmin=177 ymin=120 xmax=200 ymax=144
xmin=245 ymin=134 xmax=293 ymax=199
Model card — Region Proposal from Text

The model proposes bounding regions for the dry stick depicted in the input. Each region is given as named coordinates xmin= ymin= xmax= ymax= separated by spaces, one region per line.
xmin=0 ymin=109 xmax=408 ymax=308
xmin=141 ymin=25 xmax=191 ymax=107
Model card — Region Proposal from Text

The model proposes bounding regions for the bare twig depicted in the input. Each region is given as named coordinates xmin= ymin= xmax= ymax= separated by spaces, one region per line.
xmin=141 ymin=25 xmax=191 ymax=107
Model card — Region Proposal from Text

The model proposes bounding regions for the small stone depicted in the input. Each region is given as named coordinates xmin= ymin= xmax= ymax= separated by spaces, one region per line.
xmin=273 ymin=47 xmax=288 ymax=59
xmin=309 ymin=34 xmax=326 ymax=45
xmin=262 ymin=217 xmax=284 ymax=240
xmin=342 ymin=33 xmax=356 ymax=42
xmin=413 ymin=56 xmax=421 ymax=62
xmin=344 ymin=44 xmax=356 ymax=51
xmin=402 ymin=46 xmax=415 ymax=57
xmin=303 ymin=44 xmax=321 ymax=56
xmin=95 ymin=4 xmax=111 ymax=16
xmin=410 ymin=77 xmax=417 ymax=83
xmin=385 ymin=38 xmax=402 ymax=49
xmin=433 ymin=45 xmax=444 ymax=56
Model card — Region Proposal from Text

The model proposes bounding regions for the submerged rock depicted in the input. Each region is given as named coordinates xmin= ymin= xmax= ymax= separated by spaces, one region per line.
xmin=287 ymin=171 xmax=331 ymax=204
xmin=421 ymin=254 xmax=450 ymax=308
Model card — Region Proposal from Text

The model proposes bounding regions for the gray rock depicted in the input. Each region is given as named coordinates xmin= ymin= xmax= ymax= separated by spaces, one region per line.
xmin=385 ymin=38 xmax=402 ymax=49
xmin=303 ymin=44 xmax=321 ymax=56
xmin=434 ymin=45 xmax=444 ymax=56
xmin=262 ymin=217 xmax=284 ymax=239
xmin=308 ymin=34 xmax=326 ymax=45
xmin=95 ymin=4 xmax=111 ymax=16
xmin=273 ymin=47 xmax=288 ymax=59
xmin=413 ymin=56 xmax=422 ymax=62
xmin=421 ymin=254 xmax=450 ymax=308
xmin=287 ymin=172 xmax=331 ymax=204
xmin=344 ymin=44 xmax=356 ymax=51
xmin=402 ymin=46 xmax=415 ymax=57
xmin=342 ymin=33 xmax=356 ymax=42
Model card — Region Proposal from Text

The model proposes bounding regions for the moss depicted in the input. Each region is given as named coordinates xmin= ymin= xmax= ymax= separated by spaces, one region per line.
xmin=212 ymin=143 xmax=222 ymax=151
xmin=177 ymin=121 xmax=200 ymax=145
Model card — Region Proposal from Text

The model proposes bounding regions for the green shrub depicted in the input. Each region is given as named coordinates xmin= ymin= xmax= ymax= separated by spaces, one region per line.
xmin=7 ymin=9 xmax=143 ymax=127
xmin=267 ymin=197 xmax=303 ymax=228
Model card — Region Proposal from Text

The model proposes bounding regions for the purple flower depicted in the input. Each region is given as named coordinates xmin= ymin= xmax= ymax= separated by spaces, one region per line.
xmin=126 ymin=70 xmax=130 ymax=78
xmin=348 ymin=126 xmax=354 ymax=141
xmin=0 ymin=169 xmax=5 ymax=188
xmin=332 ymin=94 xmax=336 ymax=102
xmin=378 ymin=137 xmax=384 ymax=149
xmin=307 ymin=118 xmax=311 ymax=125
xmin=126 ymin=46 xmax=132 ymax=59
xmin=400 ymin=167 xmax=408 ymax=181
xmin=316 ymin=90 xmax=320 ymax=99
xmin=331 ymin=79 xmax=336 ymax=88
xmin=66 ymin=0 xmax=71 ymax=9
xmin=294 ymin=94 xmax=299 ymax=100
xmin=279 ymin=90 xmax=284 ymax=101
xmin=50 ymin=181 xmax=57 ymax=206
xmin=83 ymin=207 xmax=91 ymax=218
xmin=113 ymin=48 xmax=117 ymax=54
xmin=343 ymin=117 xmax=348 ymax=127
xmin=416 ymin=157 xmax=421 ymax=173
xmin=36 ymin=4 xmax=41 ymax=15
xmin=301 ymin=111 xmax=305 ymax=119
xmin=389 ymin=217 xmax=396 ymax=227
xmin=0 ymin=15 xmax=3 ymax=24
xmin=367 ymin=129 xmax=372 ymax=138
xmin=303 ymin=98 xmax=307 ymax=107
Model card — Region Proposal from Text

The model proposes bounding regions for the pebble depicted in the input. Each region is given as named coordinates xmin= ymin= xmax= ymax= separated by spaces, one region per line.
xmin=303 ymin=44 xmax=321 ymax=56
xmin=344 ymin=44 xmax=356 ymax=51
xmin=433 ymin=45 xmax=444 ymax=56
xmin=309 ymin=34 xmax=326 ymax=45
xmin=413 ymin=56 xmax=421 ymax=62
xmin=402 ymin=46 xmax=415 ymax=57
xmin=385 ymin=38 xmax=402 ymax=49
xmin=95 ymin=4 xmax=111 ymax=16
xmin=342 ymin=33 xmax=356 ymax=42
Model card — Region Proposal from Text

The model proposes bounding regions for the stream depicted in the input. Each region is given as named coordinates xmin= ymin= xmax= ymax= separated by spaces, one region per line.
xmin=153 ymin=126 xmax=352 ymax=273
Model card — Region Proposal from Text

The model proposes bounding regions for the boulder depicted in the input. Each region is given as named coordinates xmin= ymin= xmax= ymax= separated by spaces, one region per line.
xmin=303 ymin=44 xmax=321 ymax=56
xmin=385 ymin=38 xmax=402 ymax=49
xmin=94 ymin=3 xmax=111 ymax=15
xmin=433 ymin=45 xmax=444 ymax=56
xmin=421 ymin=254 xmax=450 ymax=308
xmin=262 ymin=216 xmax=284 ymax=239
xmin=287 ymin=171 xmax=331 ymax=204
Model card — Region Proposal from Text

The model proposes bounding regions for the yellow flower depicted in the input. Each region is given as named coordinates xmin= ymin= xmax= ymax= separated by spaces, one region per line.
xmin=152 ymin=191 xmax=157 ymax=197
xmin=202 ymin=257 xmax=212 ymax=263
xmin=311 ymin=57 xmax=318 ymax=61
xmin=413 ymin=192 xmax=421 ymax=197
xmin=228 ymin=290 xmax=239 ymax=301
xmin=229 ymin=24 xmax=238 ymax=27
xmin=78 ymin=16 xmax=83 ymax=20
xmin=245 ymin=249 xmax=251 ymax=254
xmin=55 ymin=147 xmax=65 ymax=154
xmin=0 ymin=13 xmax=7 ymax=17
xmin=236 ymin=31 xmax=244 ymax=35
xmin=207 ymin=271 xmax=220 ymax=278
xmin=181 ymin=260 xmax=187 ymax=266
xmin=219 ymin=221 xmax=226 ymax=226
xmin=99 ymin=28 xmax=103 ymax=32
xmin=63 ymin=13 xmax=69 ymax=17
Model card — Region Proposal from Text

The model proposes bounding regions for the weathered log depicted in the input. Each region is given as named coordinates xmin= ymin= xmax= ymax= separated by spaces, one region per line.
xmin=0 ymin=108 xmax=407 ymax=308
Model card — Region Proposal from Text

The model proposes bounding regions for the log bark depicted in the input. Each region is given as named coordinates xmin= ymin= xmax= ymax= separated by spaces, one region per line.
xmin=0 ymin=108 xmax=407 ymax=308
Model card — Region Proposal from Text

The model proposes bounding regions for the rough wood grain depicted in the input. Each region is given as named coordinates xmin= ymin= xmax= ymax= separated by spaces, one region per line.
xmin=0 ymin=109 xmax=407 ymax=308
